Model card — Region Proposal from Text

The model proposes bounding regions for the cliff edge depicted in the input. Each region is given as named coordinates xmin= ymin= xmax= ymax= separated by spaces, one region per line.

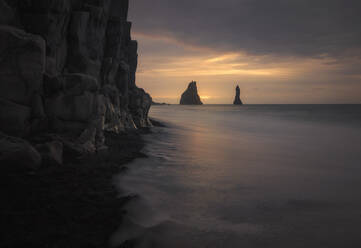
xmin=0 ymin=0 xmax=152 ymax=165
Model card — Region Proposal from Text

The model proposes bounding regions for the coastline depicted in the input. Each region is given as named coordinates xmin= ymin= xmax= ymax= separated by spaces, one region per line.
xmin=1 ymin=131 xmax=149 ymax=248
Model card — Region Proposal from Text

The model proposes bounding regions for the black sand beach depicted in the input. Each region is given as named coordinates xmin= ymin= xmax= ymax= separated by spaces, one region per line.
xmin=1 ymin=131 xmax=148 ymax=248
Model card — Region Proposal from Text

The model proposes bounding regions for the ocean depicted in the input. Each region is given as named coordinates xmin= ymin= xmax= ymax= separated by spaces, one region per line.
xmin=112 ymin=105 xmax=361 ymax=248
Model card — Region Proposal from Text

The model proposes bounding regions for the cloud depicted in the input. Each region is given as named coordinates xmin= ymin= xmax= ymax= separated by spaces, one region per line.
xmin=129 ymin=0 xmax=361 ymax=104
xmin=129 ymin=0 xmax=361 ymax=59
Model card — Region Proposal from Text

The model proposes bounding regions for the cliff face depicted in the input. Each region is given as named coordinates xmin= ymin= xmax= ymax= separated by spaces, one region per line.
xmin=0 ymin=0 xmax=152 ymax=160
xmin=180 ymin=81 xmax=203 ymax=105
xmin=233 ymin=85 xmax=243 ymax=105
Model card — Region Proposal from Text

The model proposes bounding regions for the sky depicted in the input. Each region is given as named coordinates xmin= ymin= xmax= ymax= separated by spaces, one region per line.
xmin=128 ymin=0 xmax=361 ymax=104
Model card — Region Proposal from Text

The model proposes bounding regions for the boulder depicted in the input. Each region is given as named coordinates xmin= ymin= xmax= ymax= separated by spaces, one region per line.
xmin=36 ymin=141 xmax=63 ymax=166
xmin=0 ymin=26 xmax=46 ymax=105
xmin=180 ymin=81 xmax=203 ymax=105
xmin=61 ymin=128 xmax=97 ymax=157
xmin=0 ymin=132 xmax=42 ymax=170
xmin=233 ymin=85 xmax=243 ymax=105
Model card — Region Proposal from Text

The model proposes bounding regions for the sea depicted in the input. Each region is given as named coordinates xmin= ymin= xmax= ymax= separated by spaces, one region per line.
xmin=112 ymin=104 xmax=361 ymax=248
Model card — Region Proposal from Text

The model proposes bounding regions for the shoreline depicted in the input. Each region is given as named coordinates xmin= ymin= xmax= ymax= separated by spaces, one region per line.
xmin=1 ymin=130 xmax=149 ymax=248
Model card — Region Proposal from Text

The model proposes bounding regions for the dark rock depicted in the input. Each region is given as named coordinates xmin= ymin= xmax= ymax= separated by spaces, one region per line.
xmin=18 ymin=0 xmax=71 ymax=76
xmin=44 ymin=74 xmax=64 ymax=96
xmin=62 ymin=73 xmax=99 ymax=94
xmin=127 ymin=40 xmax=138 ymax=87
xmin=45 ymin=91 xmax=97 ymax=123
xmin=31 ymin=94 xmax=46 ymax=119
xmin=0 ymin=98 xmax=31 ymax=137
xmin=0 ymin=0 xmax=152 ymax=156
xmin=0 ymin=26 xmax=46 ymax=105
xmin=109 ymin=0 xmax=129 ymax=20
xmin=0 ymin=132 xmax=42 ymax=170
xmin=180 ymin=81 xmax=203 ymax=105
xmin=36 ymin=141 xmax=63 ymax=166
xmin=233 ymin=85 xmax=243 ymax=105
xmin=66 ymin=11 xmax=101 ymax=78
xmin=0 ymin=0 xmax=16 ymax=25
xmin=152 ymin=101 xmax=169 ymax=106
xmin=149 ymin=118 xmax=166 ymax=127
xmin=129 ymin=88 xmax=152 ymax=128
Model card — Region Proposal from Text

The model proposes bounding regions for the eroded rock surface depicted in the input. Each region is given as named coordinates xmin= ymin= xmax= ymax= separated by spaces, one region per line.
xmin=180 ymin=81 xmax=203 ymax=105
xmin=0 ymin=0 xmax=152 ymax=166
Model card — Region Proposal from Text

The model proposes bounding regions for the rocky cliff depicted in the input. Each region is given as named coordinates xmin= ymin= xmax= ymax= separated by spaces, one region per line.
xmin=0 ymin=0 xmax=152 ymax=165
xmin=180 ymin=81 xmax=203 ymax=105
xmin=233 ymin=85 xmax=243 ymax=105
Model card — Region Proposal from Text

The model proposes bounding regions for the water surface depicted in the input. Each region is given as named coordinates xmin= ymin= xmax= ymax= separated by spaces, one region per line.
xmin=113 ymin=105 xmax=361 ymax=248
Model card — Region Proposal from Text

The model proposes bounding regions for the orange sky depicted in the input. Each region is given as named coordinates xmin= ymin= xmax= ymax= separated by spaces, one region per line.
xmin=128 ymin=1 xmax=361 ymax=104
xmin=133 ymin=32 xmax=361 ymax=104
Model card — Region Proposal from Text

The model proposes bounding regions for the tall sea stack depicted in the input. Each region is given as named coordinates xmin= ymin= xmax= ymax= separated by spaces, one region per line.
xmin=180 ymin=81 xmax=203 ymax=105
xmin=0 ymin=0 xmax=152 ymax=162
xmin=233 ymin=85 xmax=243 ymax=105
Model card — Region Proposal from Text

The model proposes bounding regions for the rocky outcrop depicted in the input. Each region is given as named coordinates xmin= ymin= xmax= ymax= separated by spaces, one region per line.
xmin=180 ymin=81 xmax=203 ymax=105
xmin=0 ymin=0 xmax=152 ymax=167
xmin=233 ymin=85 xmax=243 ymax=105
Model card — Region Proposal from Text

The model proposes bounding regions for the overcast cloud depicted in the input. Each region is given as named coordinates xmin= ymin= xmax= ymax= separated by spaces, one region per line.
xmin=128 ymin=0 xmax=361 ymax=103
xmin=130 ymin=0 xmax=361 ymax=58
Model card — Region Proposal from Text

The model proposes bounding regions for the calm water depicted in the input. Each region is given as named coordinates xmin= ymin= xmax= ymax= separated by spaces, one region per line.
xmin=112 ymin=105 xmax=361 ymax=248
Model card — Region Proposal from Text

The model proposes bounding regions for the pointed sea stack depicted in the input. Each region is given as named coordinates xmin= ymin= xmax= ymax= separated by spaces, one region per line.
xmin=180 ymin=81 xmax=203 ymax=105
xmin=233 ymin=85 xmax=243 ymax=105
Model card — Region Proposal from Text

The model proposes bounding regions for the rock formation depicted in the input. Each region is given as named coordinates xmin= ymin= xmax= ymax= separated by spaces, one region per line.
xmin=180 ymin=81 xmax=203 ymax=105
xmin=0 ymin=0 xmax=152 ymax=166
xmin=233 ymin=85 xmax=243 ymax=105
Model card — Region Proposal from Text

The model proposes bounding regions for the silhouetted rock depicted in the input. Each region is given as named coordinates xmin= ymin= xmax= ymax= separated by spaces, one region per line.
xmin=0 ymin=0 xmax=152 ymax=162
xmin=233 ymin=85 xmax=243 ymax=105
xmin=152 ymin=101 xmax=169 ymax=105
xmin=180 ymin=81 xmax=203 ymax=105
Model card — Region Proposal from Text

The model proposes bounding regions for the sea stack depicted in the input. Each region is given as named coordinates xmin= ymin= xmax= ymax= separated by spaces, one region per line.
xmin=233 ymin=85 xmax=243 ymax=105
xmin=180 ymin=81 xmax=203 ymax=105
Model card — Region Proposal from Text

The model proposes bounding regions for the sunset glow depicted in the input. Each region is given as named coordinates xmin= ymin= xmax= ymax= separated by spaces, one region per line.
xmin=129 ymin=4 xmax=361 ymax=104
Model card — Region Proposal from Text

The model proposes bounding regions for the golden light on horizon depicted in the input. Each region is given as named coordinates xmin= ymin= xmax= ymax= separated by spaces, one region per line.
xmin=138 ymin=51 xmax=292 ymax=78
xmin=132 ymin=31 xmax=361 ymax=104
xmin=200 ymin=95 xmax=211 ymax=100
